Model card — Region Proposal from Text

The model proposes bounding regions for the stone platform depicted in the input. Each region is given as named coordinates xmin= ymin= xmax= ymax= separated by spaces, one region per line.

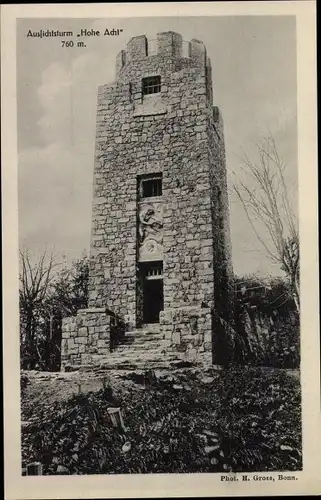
xmin=62 ymin=305 xmax=214 ymax=370
xmin=63 ymin=323 xmax=212 ymax=372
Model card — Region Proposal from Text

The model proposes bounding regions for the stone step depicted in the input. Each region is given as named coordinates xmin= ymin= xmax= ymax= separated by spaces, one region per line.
xmin=123 ymin=328 xmax=162 ymax=335
xmin=109 ymin=347 xmax=176 ymax=359
xmin=121 ymin=333 xmax=165 ymax=344
xmin=98 ymin=356 xmax=182 ymax=368
xmin=118 ymin=338 xmax=167 ymax=347
xmin=109 ymin=350 xmax=171 ymax=361
xmin=95 ymin=357 xmax=195 ymax=371
xmin=131 ymin=326 xmax=161 ymax=335
xmin=125 ymin=327 xmax=163 ymax=335
xmin=116 ymin=340 xmax=167 ymax=350
xmin=109 ymin=357 xmax=177 ymax=366
xmin=138 ymin=323 xmax=161 ymax=331
xmin=115 ymin=350 xmax=167 ymax=357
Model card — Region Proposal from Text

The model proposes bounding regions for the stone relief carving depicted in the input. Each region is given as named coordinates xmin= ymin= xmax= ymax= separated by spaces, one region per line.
xmin=139 ymin=204 xmax=163 ymax=243
xmin=138 ymin=202 xmax=163 ymax=261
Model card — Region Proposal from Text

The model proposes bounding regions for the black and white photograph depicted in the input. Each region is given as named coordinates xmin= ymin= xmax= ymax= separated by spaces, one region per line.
xmin=2 ymin=2 xmax=319 ymax=498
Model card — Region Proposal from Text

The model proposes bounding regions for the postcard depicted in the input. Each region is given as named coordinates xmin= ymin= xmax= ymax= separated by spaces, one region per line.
xmin=1 ymin=2 xmax=319 ymax=498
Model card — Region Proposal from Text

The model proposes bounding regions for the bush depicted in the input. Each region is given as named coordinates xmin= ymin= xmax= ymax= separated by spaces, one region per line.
xmin=215 ymin=366 xmax=302 ymax=471
xmin=233 ymin=276 xmax=300 ymax=368
xmin=21 ymin=368 xmax=302 ymax=474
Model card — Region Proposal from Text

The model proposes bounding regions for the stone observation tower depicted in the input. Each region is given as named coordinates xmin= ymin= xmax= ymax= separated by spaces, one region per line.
xmin=61 ymin=32 xmax=233 ymax=370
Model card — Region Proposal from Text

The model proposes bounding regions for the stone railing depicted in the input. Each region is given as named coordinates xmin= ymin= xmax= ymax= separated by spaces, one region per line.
xmin=160 ymin=305 xmax=212 ymax=364
xmin=61 ymin=307 xmax=125 ymax=370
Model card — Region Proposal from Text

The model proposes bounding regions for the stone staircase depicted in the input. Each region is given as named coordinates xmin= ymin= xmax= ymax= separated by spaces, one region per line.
xmin=91 ymin=323 xmax=187 ymax=371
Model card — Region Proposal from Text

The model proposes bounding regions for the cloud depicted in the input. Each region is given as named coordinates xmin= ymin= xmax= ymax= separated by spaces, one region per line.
xmin=37 ymin=63 xmax=72 ymax=107
xmin=18 ymin=53 xmax=112 ymax=260
xmin=19 ymin=142 xmax=93 ymax=257
xmin=35 ymin=54 xmax=111 ymax=148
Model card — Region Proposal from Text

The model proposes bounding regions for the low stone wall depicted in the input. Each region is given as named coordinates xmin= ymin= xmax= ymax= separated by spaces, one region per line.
xmin=160 ymin=306 xmax=212 ymax=364
xmin=61 ymin=308 xmax=124 ymax=370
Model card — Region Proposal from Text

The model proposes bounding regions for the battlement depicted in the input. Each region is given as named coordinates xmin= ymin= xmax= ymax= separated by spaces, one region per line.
xmin=116 ymin=31 xmax=210 ymax=78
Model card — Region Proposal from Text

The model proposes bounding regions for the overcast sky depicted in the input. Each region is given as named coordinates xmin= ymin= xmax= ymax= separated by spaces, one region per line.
xmin=17 ymin=16 xmax=297 ymax=277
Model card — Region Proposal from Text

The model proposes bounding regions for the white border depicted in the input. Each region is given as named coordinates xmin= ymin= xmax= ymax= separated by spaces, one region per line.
xmin=2 ymin=2 xmax=319 ymax=498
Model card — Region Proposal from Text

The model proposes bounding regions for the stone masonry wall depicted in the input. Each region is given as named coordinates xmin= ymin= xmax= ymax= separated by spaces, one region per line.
xmin=62 ymin=32 xmax=233 ymax=367
xmin=61 ymin=308 xmax=111 ymax=369
xmin=88 ymin=32 xmax=224 ymax=332
xmin=208 ymin=107 xmax=233 ymax=320
xmin=160 ymin=306 xmax=212 ymax=364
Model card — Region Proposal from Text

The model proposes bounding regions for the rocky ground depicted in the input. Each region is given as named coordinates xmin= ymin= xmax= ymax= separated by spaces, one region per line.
xmin=21 ymin=365 xmax=302 ymax=475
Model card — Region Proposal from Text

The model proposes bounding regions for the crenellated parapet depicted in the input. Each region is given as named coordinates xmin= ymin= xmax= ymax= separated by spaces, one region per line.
xmin=115 ymin=31 xmax=211 ymax=80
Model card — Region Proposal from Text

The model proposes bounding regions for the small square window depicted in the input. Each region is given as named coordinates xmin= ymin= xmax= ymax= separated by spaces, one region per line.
xmin=142 ymin=76 xmax=161 ymax=96
xmin=138 ymin=174 xmax=163 ymax=199
xmin=142 ymin=178 xmax=162 ymax=197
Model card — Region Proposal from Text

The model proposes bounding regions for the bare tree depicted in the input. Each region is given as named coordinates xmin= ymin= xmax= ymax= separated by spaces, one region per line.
xmin=232 ymin=135 xmax=299 ymax=312
xmin=19 ymin=249 xmax=89 ymax=370
xmin=19 ymin=249 xmax=57 ymax=369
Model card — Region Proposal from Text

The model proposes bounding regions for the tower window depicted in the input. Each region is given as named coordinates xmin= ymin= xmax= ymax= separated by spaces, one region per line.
xmin=138 ymin=173 xmax=163 ymax=198
xmin=142 ymin=76 xmax=161 ymax=96
xmin=142 ymin=177 xmax=162 ymax=197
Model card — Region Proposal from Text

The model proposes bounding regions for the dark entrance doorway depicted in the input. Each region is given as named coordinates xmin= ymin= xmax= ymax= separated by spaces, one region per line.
xmin=137 ymin=261 xmax=163 ymax=325
xmin=143 ymin=277 xmax=163 ymax=324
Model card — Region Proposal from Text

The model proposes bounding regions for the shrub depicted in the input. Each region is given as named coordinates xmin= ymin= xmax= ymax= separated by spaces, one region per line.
xmin=21 ymin=368 xmax=301 ymax=474
xmin=233 ymin=276 xmax=300 ymax=368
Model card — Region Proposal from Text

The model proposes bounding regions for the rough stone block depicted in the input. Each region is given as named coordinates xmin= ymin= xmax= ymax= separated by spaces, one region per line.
xmin=81 ymin=354 xmax=92 ymax=364
xmin=97 ymin=339 xmax=108 ymax=348
xmin=204 ymin=342 xmax=212 ymax=351
xmin=67 ymin=339 xmax=75 ymax=349
xmin=76 ymin=315 xmax=84 ymax=327
xmin=75 ymin=337 xmax=87 ymax=345
xmin=187 ymin=348 xmax=198 ymax=359
xmin=204 ymin=332 xmax=212 ymax=343
xmin=98 ymin=348 xmax=109 ymax=355
xmin=176 ymin=344 xmax=187 ymax=352
xmin=172 ymin=331 xmax=181 ymax=345
xmin=78 ymin=327 xmax=88 ymax=337
xmin=70 ymin=329 xmax=78 ymax=338
xmin=164 ymin=329 xmax=172 ymax=340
